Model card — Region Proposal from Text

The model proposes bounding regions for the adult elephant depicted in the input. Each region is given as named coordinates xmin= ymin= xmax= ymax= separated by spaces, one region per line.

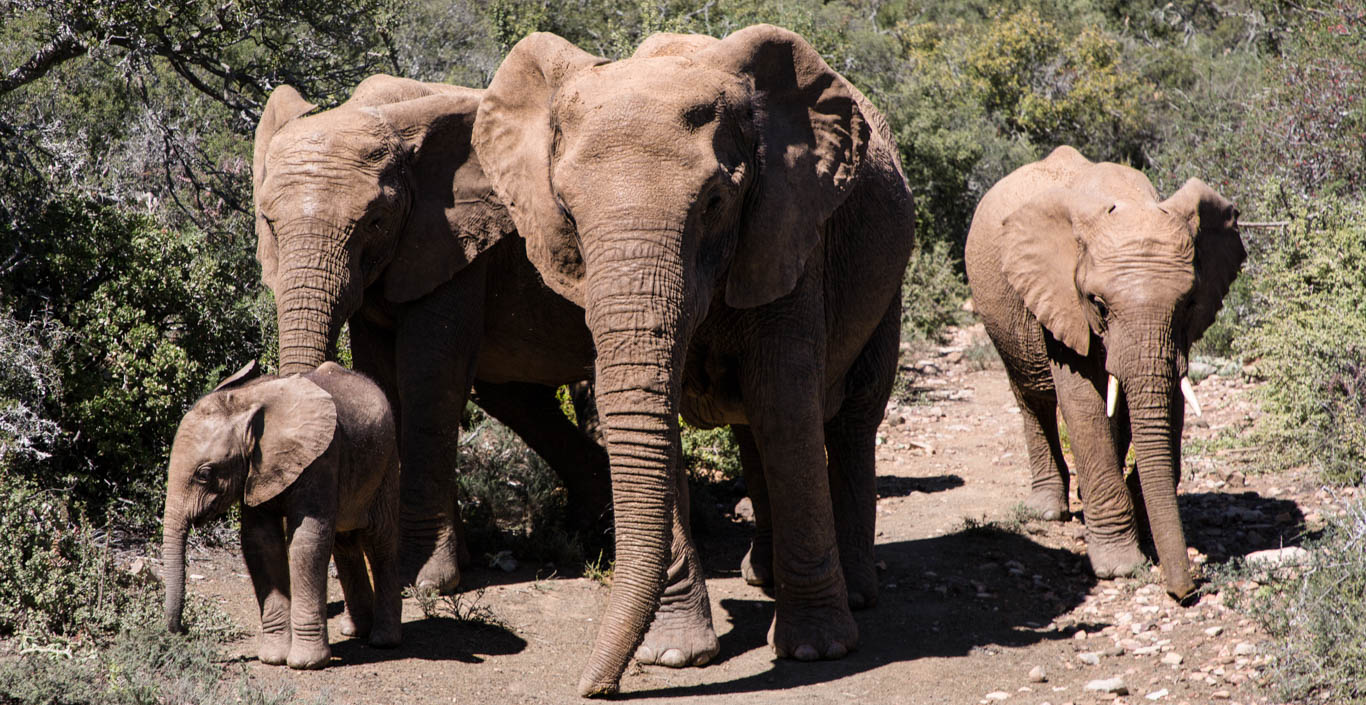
xmin=964 ymin=146 xmax=1244 ymax=600
xmin=253 ymin=75 xmax=609 ymax=593
xmin=473 ymin=26 xmax=914 ymax=695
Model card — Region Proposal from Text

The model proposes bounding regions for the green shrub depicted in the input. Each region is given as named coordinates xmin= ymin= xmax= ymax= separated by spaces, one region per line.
xmin=681 ymin=422 xmax=742 ymax=480
xmin=902 ymin=239 xmax=971 ymax=344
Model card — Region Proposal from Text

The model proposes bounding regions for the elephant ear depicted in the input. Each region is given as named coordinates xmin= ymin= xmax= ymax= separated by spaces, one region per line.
xmin=1000 ymin=188 xmax=1113 ymax=357
xmin=242 ymin=376 xmax=337 ymax=507
xmin=473 ymin=33 xmax=608 ymax=306
xmin=371 ymin=90 xmax=515 ymax=303
xmin=1160 ymin=178 xmax=1245 ymax=344
xmin=213 ymin=360 xmax=262 ymax=392
xmin=253 ymin=85 xmax=317 ymax=292
xmin=697 ymin=24 xmax=870 ymax=308
xmin=345 ymin=73 xmax=447 ymax=108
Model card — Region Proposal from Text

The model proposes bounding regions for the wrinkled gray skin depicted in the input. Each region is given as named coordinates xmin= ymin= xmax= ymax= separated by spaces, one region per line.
xmin=474 ymin=26 xmax=914 ymax=696
xmin=162 ymin=361 xmax=400 ymax=669
xmin=965 ymin=146 xmax=1245 ymax=601
xmin=253 ymin=76 xmax=609 ymax=594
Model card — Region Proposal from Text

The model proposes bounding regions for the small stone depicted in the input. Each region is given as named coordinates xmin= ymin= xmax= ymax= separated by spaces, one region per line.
xmin=1073 ymin=629 xmax=1088 ymax=640
xmin=1233 ymin=642 xmax=1256 ymax=656
xmin=1245 ymin=546 xmax=1310 ymax=567
xmin=1211 ymin=690 xmax=1231 ymax=699
xmin=1028 ymin=665 xmax=1047 ymax=683
xmin=127 ymin=558 xmax=145 ymax=575
xmin=1078 ymin=652 xmax=1101 ymax=666
xmin=189 ymin=573 xmax=205 ymax=581
xmin=733 ymin=497 xmax=754 ymax=521
xmin=1083 ymin=677 xmax=1128 ymax=695
xmin=984 ymin=692 xmax=1010 ymax=701
xmin=1161 ymin=653 xmax=1184 ymax=666
xmin=1145 ymin=689 xmax=1169 ymax=700
xmin=1204 ymin=626 xmax=1224 ymax=637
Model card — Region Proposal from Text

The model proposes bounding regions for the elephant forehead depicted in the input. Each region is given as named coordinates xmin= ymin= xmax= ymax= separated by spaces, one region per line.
xmin=1087 ymin=203 xmax=1195 ymax=263
xmin=558 ymin=59 xmax=748 ymax=126
xmin=270 ymin=111 xmax=397 ymax=171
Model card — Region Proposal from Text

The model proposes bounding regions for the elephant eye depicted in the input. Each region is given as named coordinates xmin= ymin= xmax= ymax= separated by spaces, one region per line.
xmin=1089 ymin=294 xmax=1108 ymax=318
xmin=193 ymin=465 xmax=212 ymax=484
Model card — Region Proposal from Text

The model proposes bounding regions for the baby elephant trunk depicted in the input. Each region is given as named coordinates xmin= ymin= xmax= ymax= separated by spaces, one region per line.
xmin=162 ymin=513 xmax=188 ymax=634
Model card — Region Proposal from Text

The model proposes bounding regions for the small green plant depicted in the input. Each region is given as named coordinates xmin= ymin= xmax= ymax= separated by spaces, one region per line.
xmin=407 ymin=585 xmax=509 ymax=631
xmin=583 ymin=550 xmax=614 ymax=586
xmin=681 ymin=422 xmax=742 ymax=481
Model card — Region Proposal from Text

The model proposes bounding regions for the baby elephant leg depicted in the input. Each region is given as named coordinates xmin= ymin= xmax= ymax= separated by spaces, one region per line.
xmin=333 ymin=533 xmax=374 ymax=639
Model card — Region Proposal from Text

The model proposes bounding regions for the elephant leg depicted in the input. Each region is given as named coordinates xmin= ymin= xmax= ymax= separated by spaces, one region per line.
xmin=824 ymin=296 xmax=899 ymax=611
xmin=241 ymin=507 xmax=291 ymax=666
xmin=1011 ymin=379 xmax=1071 ymax=521
xmin=333 ymin=532 xmax=373 ymax=639
xmin=735 ymin=425 xmax=774 ymax=591
xmin=393 ymin=272 xmax=487 ymax=593
xmin=361 ymin=484 xmax=402 ymax=648
xmin=1051 ymin=355 xmax=1144 ymax=579
xmin=472 ymin=380 xmax=612 ymax=533
xmin=569 ymin=378 xmax=603 ymax=444
xmin=746 ymin=347 xmax=857 ymax=662
xmin=635 ymin=427 xmax=719 ymax=668
xmin=285 ymin=512 xmax=336 ymax=669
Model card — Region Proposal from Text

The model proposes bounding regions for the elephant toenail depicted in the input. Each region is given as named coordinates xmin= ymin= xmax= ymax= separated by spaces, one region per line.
xmin=826 ymin=642 xmax=848 ymax=659
xmin=848 ymin=592 xmax=867 ymax=610
xmin=660 ymin=649 xmax=687 ymax=668
xmin=693 ymin=651 xmax=712 ymax=667
xmin=793 ymin=644 xmax=820 ymax=661
xmin=634 ymin=645 xmax=655 ymax=662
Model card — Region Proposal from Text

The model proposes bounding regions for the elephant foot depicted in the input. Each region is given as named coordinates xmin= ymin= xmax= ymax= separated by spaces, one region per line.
xmin=768 ymin=596 xmax=858 ymax=661
xmin=841 ymin=558 xmax=879 ymax=611
xmin=1025 ymin=489 xmax=1069 ymax=522
xmin=740 ymin=539 xmax=774 ymax=590
xmin=368 ymin=622 xmax=401 ymax=649
xmin=634 ymin=603 xmax=719 ymax=668
xmin=338 ymin=608 xmax=371 ymax=639
xmin=1088 ymin=539 xmax=1147 ymax=579
xmin=258 ymin=631 xmax=291 ymax=666
xmin=287 ymin=641 xmax=332 ymax=670
xmin=401 ymin=534 xmax=462 ymax=594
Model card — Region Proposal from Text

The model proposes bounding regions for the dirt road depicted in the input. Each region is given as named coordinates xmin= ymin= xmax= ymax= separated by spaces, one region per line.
xmin=186 ymin=325 xmax=1329 ymax=704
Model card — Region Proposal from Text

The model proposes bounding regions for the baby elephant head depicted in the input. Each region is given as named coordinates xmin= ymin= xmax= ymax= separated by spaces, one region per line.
xmin=161 ymin=361 xmax=337 ymax=633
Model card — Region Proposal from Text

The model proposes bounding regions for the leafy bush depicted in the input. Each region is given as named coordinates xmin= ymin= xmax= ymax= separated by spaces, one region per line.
xmin=902 ymin=240 xmax=971 ymax=344
xmin=681 ymin=423 xmax=742 ymax=480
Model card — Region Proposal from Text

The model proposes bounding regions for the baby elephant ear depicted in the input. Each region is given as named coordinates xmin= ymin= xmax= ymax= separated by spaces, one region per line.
xmin=1160 ymin=178 xmax=1245 ymax=344
xmin=1000 ymin=188 xmax=1113 ymax=357
xmin=243 ymin=376 xmax=337 ymax=507
xmin=214 ymin=361 xmax=262 ymax=391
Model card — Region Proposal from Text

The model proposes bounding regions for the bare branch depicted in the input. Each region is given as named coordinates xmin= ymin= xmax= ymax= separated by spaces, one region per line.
xmin=0 ymin=31 xmax=86 ymax=97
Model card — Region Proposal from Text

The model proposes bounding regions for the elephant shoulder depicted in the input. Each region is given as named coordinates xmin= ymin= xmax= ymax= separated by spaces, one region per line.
xmin=346 ymin=75 xmax=482 ymax=109
xmin=1069 ymin=161 xmax=1160 ymax=204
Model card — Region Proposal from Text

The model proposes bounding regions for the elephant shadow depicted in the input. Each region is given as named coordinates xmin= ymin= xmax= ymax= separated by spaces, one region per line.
xmin=635 ymin=526 xmax=1101 ymax=698
xmin=1177 ymin=490 xmax=1317 ymax=565
xmin=325 ymin=600 xmax=528 ymax=665
xmin=877 ymin=474 xmax=966 ymax=497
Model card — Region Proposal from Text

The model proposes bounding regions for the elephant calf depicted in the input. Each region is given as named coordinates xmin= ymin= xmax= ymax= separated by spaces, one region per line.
xmin=162 ymin=361 xmax=401 ymax=669
xmin=965 ymin=145 xmax=1244 ymax=600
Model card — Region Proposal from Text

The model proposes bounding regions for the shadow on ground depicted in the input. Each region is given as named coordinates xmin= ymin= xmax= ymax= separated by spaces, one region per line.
xmin=628 ymin=525 xmax=1099 ymax=698
xmin=1180 ymin=490 xmax=1318 ymax=564
xmin=325 ymin=611 xmax=528 ymax=666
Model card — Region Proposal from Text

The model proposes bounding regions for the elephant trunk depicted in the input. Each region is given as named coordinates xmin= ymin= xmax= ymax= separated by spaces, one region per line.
xmin=576 ymin=233 xmax=689 ymax=697
xmin=162 ymin=512 xmax=189 ymax=634
xmin=274 ymin=228 xmax=353 ymax=375
xmin=1125 ymin=369 xmax=1194 ymax=600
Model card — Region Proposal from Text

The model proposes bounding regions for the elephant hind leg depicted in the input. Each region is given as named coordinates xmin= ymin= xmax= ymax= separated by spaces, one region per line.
xmin=735 ymin=424 xmax=774 ymax=592
xmin=1010 ymin=378 xmax=1071 ymax=521
xmin=333 ymin=532 xmax=374 ymax=639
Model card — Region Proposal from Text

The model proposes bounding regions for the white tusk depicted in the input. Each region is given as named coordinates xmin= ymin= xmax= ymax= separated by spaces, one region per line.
xmin=1181 ymin=376 xmax=1202 ymax=417
xmin=1106 ymin=375 xmax=1119 ymax=418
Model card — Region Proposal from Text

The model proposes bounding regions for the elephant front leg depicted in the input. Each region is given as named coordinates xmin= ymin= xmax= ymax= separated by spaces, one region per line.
xmin=393 ymin=275 xmax=486 ymax=593
xmin=747 ymin=356 xmax=857 ymax=661
xmin=1051 ymin=356 xmax=1144 ymax=579
xmin=636 ymin=435 xmax=718 ymax=668
xmin=241 ymin=508 xmax=292 ymax=666
xmin=285 ymin=513 xmax=336 ymax=669
xmin=734 ymin=425 xmax=774 ymax=591
xmin=1011 ymin=380 xmax=1071 ymax=521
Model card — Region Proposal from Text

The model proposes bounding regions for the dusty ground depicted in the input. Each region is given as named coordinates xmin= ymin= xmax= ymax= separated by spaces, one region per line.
xmin=176 ymin=324 xmax=1339 ymax=705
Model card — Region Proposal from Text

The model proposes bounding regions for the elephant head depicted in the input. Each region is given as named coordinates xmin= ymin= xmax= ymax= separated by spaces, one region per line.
xmin=999 ymin=174 xmax=1244 ymax=599
xmin=253 ymin=76 xmax=513 ymax=374
xmin=473 ymin=25 xmax=867 ymax=695
xmin=162 ymin=361 xmax=336 ymax=634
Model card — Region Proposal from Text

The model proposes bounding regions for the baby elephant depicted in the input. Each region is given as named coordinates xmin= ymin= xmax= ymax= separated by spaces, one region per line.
xmin=161 ymin=360 xmax=401 ymax=669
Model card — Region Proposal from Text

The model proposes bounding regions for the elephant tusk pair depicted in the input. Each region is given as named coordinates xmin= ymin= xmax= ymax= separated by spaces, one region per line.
xmin=1105 ymin=374 xmax=1203 ymax=418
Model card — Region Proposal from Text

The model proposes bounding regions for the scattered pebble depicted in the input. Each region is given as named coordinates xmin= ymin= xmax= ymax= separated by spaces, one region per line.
xmin=1077 ymin=652 xmax=1101 ymax=666
xmin=1161 ymin=653 xmax=1184 ymax=666
xmin=1028 ymin=665 xmax=1047 ymax=683
xmin=984 ymin=692 xmax=1009 ymax=701
xmin=1083 ymin=677 xmax=1128 ymax=695
xmin=1233 ymin=642 xmax=1256 ymax=656
xmin=1145 ymin=689 xmax=1169 ymax=700
xmin=1204 ymin=626 xmax=1224 ymax=637
xmin=1245 ymin=546 xmax=1310 ymax=567
xmin=1211 ymin=690 xmax=1231 ymax=699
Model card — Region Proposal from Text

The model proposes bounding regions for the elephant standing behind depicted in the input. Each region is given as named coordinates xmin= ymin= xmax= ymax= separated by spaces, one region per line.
xmin=964 ymin=145 xmax=1244 ymax=600
xmin=473 ymin=25 xmax=914 ymax=695
xmin=252 ymin=76 xmax=610 ymax=592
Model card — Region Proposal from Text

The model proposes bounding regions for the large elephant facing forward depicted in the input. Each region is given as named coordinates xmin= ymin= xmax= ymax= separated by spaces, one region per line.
xmin=474 ymin=26 xmax=914 ymax=695
xmin=965 ymin=146 xmax=1244 ymax=600
xmin=253 ymin=76 xmax=609 ymax=593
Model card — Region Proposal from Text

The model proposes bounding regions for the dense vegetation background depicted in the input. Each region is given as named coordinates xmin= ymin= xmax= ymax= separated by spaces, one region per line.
xmin=1 ymin=1 xmax=1363 ymax=701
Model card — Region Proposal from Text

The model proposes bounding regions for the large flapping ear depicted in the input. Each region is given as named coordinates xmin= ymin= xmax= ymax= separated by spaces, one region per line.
xmin=1160 ymin=178 xmax=1245 ymax=344
xmin=213 ymin=361 xmax=262 ymax=392
xmin=371 ymin=89 xmax=515 ymax=302
xmin=633 ymin=32 xmax=719 ymax=58
xmin=1000 ymin=188 xmax=1113 ymax=357
xmin=697 ymin=24 xmax=870 ymax=308
xmin=242 ymin=376 xmax=337 ymax=507
xmin=254 ymin=85 xmax=317 ymax=292
xmin=473 ymin=33 xmax=608 ymax=307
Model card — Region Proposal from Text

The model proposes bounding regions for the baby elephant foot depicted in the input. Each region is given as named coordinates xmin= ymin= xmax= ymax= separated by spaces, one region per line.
xmin=258 ymin=631 xmax=291 ymax=666
xmin=740 ymin=539 xmax=774 ymax=589
xmin=1088 ymin=539 xmax=1147 ymax=579
xmin=769 ymin=597 xmax=858 ymax=661
xmin=1025 ymin=489 xmax=1069 ymax=522
xmin=338 ymin=610 xmax=371 ymax=639
xmin=368 ymin=622 xmax=401 ymax=649
xmin=287 ymin=642 xmax=332 ymax=670
xmin=634 ymin=605 xmax=719 ymax=668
